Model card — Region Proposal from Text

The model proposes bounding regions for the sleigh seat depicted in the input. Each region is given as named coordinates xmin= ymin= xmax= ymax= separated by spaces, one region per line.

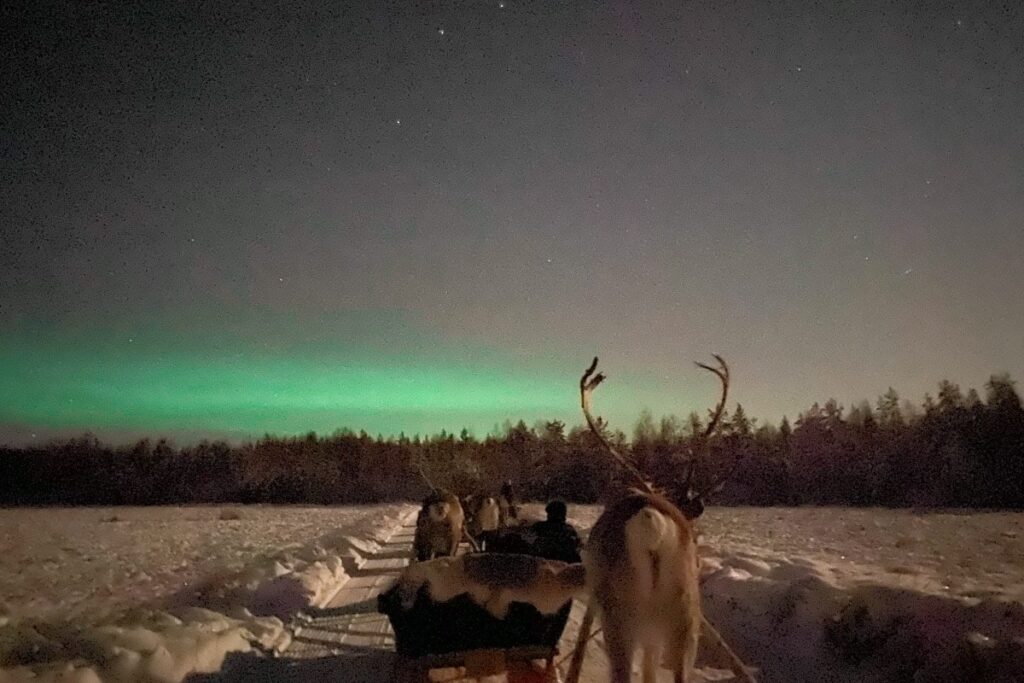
xmin=378 ymin=527 xmax=582 ymax=681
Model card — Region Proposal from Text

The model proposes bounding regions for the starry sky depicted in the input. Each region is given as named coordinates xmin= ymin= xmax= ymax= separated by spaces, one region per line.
xmin=2 ymin=0 xmax=1022 ymax=445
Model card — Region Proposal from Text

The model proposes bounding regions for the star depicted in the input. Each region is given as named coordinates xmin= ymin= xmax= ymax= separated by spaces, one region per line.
xmin=395 ymin=119 xmax=401 ymax=125
xmin=903 ymin=268 xmax=914 ymax=275
xmin=438 ymin=28 xmax=445 ymax=36
xmin=499 ymin=2 xmax=505 ymax=7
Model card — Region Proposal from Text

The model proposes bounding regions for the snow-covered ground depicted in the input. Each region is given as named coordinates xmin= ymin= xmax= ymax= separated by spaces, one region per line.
xmin=0 ymin=505 xmax=409 ymax=621
xmin=553 ymin=505 xmax=1024 ymax=682
xmin=555 ymin=505 xmax=1024 ymax=605
xmin=2 ymin=504 xmax=1022 ymax=682
xmin=0 ymin=504 xmax=413 ymax=682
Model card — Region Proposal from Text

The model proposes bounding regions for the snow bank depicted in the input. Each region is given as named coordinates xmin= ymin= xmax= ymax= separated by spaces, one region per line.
xmin=0 ymin=505 xmax=413 ymax=682
xmin=0 ymin=504 xmax=414 ymax=622
xmin=187 ymin=508 xmax=402 ymax=618
xmin=0 ymin=607 xmax=280 ymax=683
xmin=700 ymin=550 xmax=1024 ymax=682
xmin=558 ymin=504 xmax=1024 ymax=681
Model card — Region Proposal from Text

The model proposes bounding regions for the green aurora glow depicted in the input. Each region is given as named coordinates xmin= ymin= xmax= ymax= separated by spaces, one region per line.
xmin=0 ymin=315 xmax=700 ymax=443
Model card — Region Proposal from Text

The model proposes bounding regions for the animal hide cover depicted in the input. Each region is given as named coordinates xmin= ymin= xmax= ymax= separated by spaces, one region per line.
xmin=379 ymin=554 xmax=585 ymax=657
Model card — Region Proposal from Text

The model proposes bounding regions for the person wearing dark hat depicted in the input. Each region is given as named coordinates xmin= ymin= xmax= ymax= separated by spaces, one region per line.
xmin=530 ymin=499 xmax=581 ymax=563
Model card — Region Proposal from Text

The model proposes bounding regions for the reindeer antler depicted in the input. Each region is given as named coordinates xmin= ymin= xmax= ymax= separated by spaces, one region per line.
xmin=683 ymin=354 xmax=732 ymax=501
xmin=695 ymin=354 xmax=730 ymax=439
xmin=580 ymin=357 xmax=653 ymax=494
xmin=582 ymin=354 xmax=735 ymax=503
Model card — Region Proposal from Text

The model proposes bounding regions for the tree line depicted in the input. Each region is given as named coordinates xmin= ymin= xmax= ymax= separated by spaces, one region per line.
xmin=1 ymin=374 xmax=1021 ymax=508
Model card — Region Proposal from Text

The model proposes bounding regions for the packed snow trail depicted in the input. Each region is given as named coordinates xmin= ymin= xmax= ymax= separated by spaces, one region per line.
xmin=192 ymin=516 xmax=741 ymax=683
xmin=183 ymin=515 xmax=414 ymax=682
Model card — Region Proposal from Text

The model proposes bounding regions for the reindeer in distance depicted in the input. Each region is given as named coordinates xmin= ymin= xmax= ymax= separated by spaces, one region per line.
xmin=410 ymin=453 xmax=471 ymax=562
xmin=411 ymin=460 xmax=514 ymax=560
xmin=413 ymin=490 xmax=466 ymax=562
xmin=462 ymin=479 xmax=520 ymax=550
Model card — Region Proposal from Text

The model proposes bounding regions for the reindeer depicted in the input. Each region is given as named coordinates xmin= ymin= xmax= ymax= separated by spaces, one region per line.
xmin=411 ymin=459 xmax=470 ymax=561
xmin=570 ymin=356 xmax=755 ymax=683
xmin=413 ymin=490 xmax=466 ymax=562
xmin=498 ymin=479 xmax=519 ymax=526
xmin=586 ymin=488 xmax=701 ymax=683
xmin=463 ymin=492 xmax=502 ymax=549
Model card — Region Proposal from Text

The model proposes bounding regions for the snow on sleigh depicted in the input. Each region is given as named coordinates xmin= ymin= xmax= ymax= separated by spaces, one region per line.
xmin=378 ymin=530 xmax=586 ymax=682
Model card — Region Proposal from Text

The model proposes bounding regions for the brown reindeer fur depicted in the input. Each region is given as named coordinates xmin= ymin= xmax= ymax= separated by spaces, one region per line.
xmin=465 ymin=494 xmax=502 ymax=537
xmin=584 ymin=489 xmax=702 ymax=683
xmin=413 ymin=491 xmax=465 ymax=561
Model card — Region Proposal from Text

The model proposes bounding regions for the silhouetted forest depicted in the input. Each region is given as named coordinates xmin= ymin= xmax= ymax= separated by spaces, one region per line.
xmin=1 ymin=374 xmax=1021 ymax=508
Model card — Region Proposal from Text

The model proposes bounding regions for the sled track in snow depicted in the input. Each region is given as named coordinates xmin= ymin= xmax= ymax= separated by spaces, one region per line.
xmin=189 ymin=513 xmax=694 ymax=682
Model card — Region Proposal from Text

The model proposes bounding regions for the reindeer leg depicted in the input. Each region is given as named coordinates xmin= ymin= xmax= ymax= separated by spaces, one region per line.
xmin=667 ymin=618 xmax=700 ymax=683
xmin=603 ymin=618 xmax=636 ymax=683
xmin=642 ymin=643 xmax=662 ymax=683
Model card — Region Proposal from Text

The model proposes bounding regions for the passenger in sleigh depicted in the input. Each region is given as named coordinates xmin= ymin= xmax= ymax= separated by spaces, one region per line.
xmin=528 ymin=500 xmax=581 ymax=564
xmin=487 ymin=499 xmax=581 ymax=564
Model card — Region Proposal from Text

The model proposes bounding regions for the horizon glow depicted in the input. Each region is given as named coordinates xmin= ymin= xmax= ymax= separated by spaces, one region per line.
xmin=0 ymin=317 xmax=710 ymax=444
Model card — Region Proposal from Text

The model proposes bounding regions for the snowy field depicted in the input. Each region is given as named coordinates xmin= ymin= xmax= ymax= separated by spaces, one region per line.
xmin=555 ymin=505 xmax=1024 ymax=682
xmin=0 ymin=505 xmax=410 ymax=622
xmin=553 ymin=505 xmax=1024 ymax=604
xmin=2 ymin=503 xmax=1023 ymax=681
xmin=0 ymin=504 xmax=413 ymax=682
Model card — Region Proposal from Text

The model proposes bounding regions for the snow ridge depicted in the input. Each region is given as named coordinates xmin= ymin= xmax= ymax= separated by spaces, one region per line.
xmin=0 ymin=505 xmax=414 ymax=683
xmin=701 ymin=551 xmax=1024 ymax=682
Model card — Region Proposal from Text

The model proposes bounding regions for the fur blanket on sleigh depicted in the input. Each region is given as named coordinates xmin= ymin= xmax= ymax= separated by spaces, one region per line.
xmin=388 ymin=553 xmax=587 ymax=620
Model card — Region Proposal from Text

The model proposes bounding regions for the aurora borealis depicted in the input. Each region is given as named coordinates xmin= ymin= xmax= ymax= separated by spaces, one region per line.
xmin=0 ymin=318 xmax=572 ymax=437
xmin=0 ymin=312 xmax=710 ymax=442
xmin=3 ymin=1 xmax=1023 ymax=444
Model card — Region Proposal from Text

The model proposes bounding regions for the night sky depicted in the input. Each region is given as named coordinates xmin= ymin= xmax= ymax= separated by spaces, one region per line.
xmin=2 ymin=1 xmax=1022 ymax=445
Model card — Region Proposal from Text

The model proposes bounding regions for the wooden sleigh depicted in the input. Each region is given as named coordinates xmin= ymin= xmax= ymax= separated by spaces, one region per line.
xmin=378 ymin=528 xmax=583 ymax=682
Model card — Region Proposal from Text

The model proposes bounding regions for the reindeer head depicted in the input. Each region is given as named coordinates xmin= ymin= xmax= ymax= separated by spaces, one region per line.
xmin=579 ymin=354 xmax=733 ymax=516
